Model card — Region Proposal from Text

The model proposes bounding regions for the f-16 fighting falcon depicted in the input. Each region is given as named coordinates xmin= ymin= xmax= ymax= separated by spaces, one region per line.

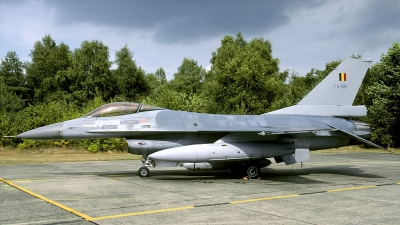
xmin=14 ymin=58 xmax=386 ymax=178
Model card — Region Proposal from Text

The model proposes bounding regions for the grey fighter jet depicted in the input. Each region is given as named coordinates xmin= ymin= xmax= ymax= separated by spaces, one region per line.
xmin=15 ymin=58 xmax=385 ymax=178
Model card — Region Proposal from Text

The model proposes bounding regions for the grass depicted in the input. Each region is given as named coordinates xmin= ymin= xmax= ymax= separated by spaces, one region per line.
xmin=0 ymin=147 xmax=141 ymax=165
xmin=0 ymin=146 xmax=399 ymax=165
xmin=312 ymin=146 xmax=400 ymax=154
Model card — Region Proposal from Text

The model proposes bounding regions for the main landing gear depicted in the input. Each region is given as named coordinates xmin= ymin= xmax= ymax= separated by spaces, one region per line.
xmin=233 ymin=160 xmax=268 ymax=179
xmin=138 ymin=155 xmax=153 ymax=177
xmin=245 ymin=165 xmax=260 ymax=179
xmin=242 ymin=159 xmax=270 ymax=179
xmin=229 ymin=164 xmax=261 ymax=179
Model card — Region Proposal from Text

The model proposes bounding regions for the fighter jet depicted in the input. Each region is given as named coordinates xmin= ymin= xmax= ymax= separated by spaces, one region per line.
xmin=15 ymin=58 xmax=385 ymax=178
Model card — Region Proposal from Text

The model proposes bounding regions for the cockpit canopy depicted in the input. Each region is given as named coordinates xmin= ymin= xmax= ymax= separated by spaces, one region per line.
xmin=84 ymin=102 xmax=164 ymax=117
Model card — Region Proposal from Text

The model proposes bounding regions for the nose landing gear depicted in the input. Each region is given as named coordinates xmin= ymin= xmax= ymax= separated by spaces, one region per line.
xmin=138 ymin=166 xmax=150 ymax=177
xmin=138 ymin=156 xmax=154 ymax=177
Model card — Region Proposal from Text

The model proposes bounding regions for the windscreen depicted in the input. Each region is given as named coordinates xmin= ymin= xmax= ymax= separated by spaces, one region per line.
xmin=84 ymin=102 xmax=140 ymax=117
xmin=84 ymin=102 xmax=164 ymax=117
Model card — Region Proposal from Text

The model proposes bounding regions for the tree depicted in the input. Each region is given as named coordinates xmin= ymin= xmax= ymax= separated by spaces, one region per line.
xmin=0 ymin=80 xmax=24 ymax=145
xmin=68 ymin=40 xmax=114 ymax=105
xmin=0 ymin=51 xmax=25 ymax=91
xmin=145 ymin=73 xmax=159 ymax=91
xmin=143 ymin=88 xmax=210 ymax=113
xmin=204 ymin=33 xmax=281 ymax=115
xmin=0 ymin=52 xmax=26 ymax=143
xmin=0 ymin=51 xmax=27 ymax=107
xmin=170 ymin=58 xmax=205 ymax=95
xmin=25 ymin=35 xmax=71 ymax=103
xmin=154 ymin=67 xmax=167 ymax=84
xmin=365 ymin=42 xmax=400 ymax=147
xmin=114 ymin=46 xmax=150 ymax=101
xmin=145 ymin=67 xmax=169 ymax=103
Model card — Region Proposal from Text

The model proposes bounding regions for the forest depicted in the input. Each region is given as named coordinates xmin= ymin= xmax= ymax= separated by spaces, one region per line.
xmin=1 ymin=33 xmax=399 ymax=151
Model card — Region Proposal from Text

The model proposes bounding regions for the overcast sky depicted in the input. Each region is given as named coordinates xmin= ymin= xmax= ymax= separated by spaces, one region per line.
xmin=1 ymin=0 xmax=399 ymax=79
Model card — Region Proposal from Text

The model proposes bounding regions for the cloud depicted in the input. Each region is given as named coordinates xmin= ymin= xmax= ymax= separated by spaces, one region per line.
xmin=0 ymin=0 xmax=57 ymax=60
xmin=349 ymin=0 xmax=400 ymax=49
xmin=46 ymin=0 xmax=322 ymax=44
xmin=1 ymin=0 xmax=400 ymax=79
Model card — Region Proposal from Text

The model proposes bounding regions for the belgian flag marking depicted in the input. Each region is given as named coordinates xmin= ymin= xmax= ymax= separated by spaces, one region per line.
xmin=339 ymin=72 xmax=346 ymax=81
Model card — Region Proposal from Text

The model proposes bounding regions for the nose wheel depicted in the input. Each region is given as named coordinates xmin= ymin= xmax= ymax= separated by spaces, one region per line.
xmin=138 ymin=155 xmax=154 ymax=177
xmin=138 ymin=166 xmax=150 ymax=177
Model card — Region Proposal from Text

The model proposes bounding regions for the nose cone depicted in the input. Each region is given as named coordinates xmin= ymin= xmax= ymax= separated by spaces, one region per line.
xmin=17 ymin=122 xmax=64 ymax=140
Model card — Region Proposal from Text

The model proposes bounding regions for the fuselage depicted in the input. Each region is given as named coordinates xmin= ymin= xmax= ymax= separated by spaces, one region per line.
xmin=17 ymin=109 xmax=370 ymax=155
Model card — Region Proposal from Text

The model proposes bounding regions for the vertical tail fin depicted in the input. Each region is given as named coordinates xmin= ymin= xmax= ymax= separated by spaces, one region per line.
xmin=267 ymin=58 xmax=372 ymax=117
xmin=298 ymin=58 xmax=372 ymax=105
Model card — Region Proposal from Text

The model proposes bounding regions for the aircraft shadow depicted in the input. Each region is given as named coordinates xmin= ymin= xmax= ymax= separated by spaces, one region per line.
xmin=58 ymin=164 xmax=385 ymax=184
xmin=259 ymin=165 xmax=385 ymax=184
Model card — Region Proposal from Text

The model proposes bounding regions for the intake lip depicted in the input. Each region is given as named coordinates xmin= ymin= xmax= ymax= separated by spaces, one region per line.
xmin=17 ymin=122 xmax=64 ymax=140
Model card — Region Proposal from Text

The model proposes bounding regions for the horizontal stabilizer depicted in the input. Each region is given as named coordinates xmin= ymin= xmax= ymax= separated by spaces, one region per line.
xmin=324 ymin=123 xmax=392 ymax=153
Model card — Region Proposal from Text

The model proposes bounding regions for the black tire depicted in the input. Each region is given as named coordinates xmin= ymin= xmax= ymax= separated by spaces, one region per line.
xmin=138 ymin=167 xmax=150 ymax=177
xmin=246 ymin=165 xmax=259 ymax=179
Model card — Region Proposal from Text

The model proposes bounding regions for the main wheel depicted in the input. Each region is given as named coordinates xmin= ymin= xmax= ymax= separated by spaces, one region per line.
xmin=138 ymin=166 xmax=150 ymax=177
xmin=246 ymin=165 xmax=260 ymax=179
